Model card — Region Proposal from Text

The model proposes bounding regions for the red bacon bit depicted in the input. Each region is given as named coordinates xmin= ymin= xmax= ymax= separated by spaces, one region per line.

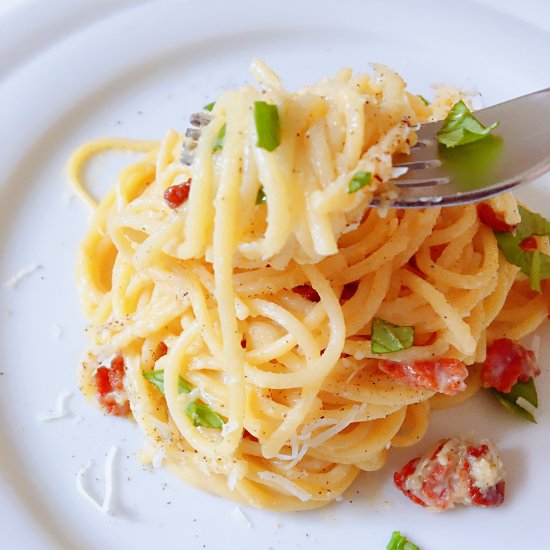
xmin=481 ymin=338 xmax=540 ymax=393
xmin=156 ymin=341 xmax=168 ymax=358
xmin=469 ymin=478 xmax=505 ymax=507
xmin=243 ymin=429 xmax=259 ymax=442
xmin=340 ymin=282 xmax=359 ymax=302
xmin=378 ymin=358 xmax=468 ymax=395
xmin=394 ymin=457 xmax=428 ymax=507
xmin=394 ymin=437 xmax=506 ymax=511
xmin=292 ymin=285 xmax=320 ymax=302
xmin=93 ymin=354 xmax=131 ymax=416
xmin=519 ymin=236 xmax=537 ymax=251
xmin=430 ymin=244 xmax=446 ymax=262
xmin=467 ymin=444 xmax=489 ymax=459
xmin=407 ymin=255 xmax=424 ymax=278
xmin=477 ymin=203 xmax=517 ymax=233
xmin=164 ymin=178 xmax=191 ymax=209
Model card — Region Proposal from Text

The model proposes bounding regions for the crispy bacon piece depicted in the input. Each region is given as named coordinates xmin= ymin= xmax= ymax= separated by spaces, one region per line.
xmin=519 ymin=236 xmax=537 ymax=251
xmin=292 ymin=285 xmax=320 ymax=302
xmin=394 ymin=437 xmax=505 ymax=511
xmin=340 ymin=282 xmax=359 ymax=303
xmin=481 ymin=338 xmax=540 ymax=393
xmin=93 ymin=354 xmax=131 ymax=416
xmin=243 ymin=429 xmax=259 ymax=442
xmin=156 ymin=341 xmax=168 ymax=358
xmin=378 ymin=358 xmax=468 ymax=395
xmin=476 ymin=203 xmax=518 ymax=233
xmin=164 ymin=178 xmax=191 ymax=208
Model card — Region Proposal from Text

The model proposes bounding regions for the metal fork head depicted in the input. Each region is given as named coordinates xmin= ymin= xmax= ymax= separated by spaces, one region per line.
xmin=373 ymin=87 xmax=550 ymax=208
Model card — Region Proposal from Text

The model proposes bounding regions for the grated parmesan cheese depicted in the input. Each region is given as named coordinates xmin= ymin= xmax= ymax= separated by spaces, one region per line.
xmin=299 ymin=417 xmax=339 ymax=441
xmin=221 ymin=420 xmax=239 ymax=437
xmin=76 ymin=462 xmax=106 ymax=515
xmin=36 ymin=391 xmax=72 ymax=421
xmin=391 ymin=166 xmax=409 ymax=179
xmin=102 ymin=446 xmax=118 ymax=514
xmin=275 ymin=435 xmax=299 ymax=460
xmin=345 ymin=367 xmax=361 ymax=384
xmin=149 ymin=418 xmax=172 ymax=441
xmin=2 ymin=264 xmax=42 ymax=288
xmin=281 ymin=404 xmax=366 ymax=470
xmin=152 ymin=448 xmax=165 ymax=469
xmin=227 ymin=461 xmax=248 ymax=491
xmin=75 ymin=445 xmax=119 ymax=515
xmin=257 ymin=471 xmax=312 ymax=502
xmin=232 ymin=506 xmax=252 ymax=528
xmin=470 ymin=454 xmax=503 ymax=491
xmin=516 ymin=396 xmax=537 ymax=417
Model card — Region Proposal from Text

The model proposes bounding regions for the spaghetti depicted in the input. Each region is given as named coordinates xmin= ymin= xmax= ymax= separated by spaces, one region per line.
xmin=72 ymin=60 xmax=548 ymax=511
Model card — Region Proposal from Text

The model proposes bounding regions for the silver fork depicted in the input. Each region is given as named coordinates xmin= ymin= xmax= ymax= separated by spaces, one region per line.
xmin=372 ymin=87 xmax=550 ymax=208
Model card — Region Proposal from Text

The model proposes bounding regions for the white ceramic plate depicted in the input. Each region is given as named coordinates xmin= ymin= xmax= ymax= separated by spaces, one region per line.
xmin=1 ymin=1 xmax=549 ymax=548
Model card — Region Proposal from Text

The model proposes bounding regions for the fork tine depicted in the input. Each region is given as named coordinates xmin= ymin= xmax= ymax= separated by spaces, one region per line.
xmin=394 ymin=159 xmax=441 ymax=171
xmin=395 ymin=177 xmax=449 ymax=188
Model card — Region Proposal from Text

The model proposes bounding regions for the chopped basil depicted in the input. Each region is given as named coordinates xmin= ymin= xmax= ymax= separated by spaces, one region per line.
xmin=254 ymin=101 xmax=280 ymax=151
xmin=491 ymin=378 xmax=538 ymax=423
xmin=143 ymin=370 xmax=224 ymax=429
xmin=348 ymin=171 xmax=372 ymax=194
xmin=212 ymin=123 xmax=226 ymax=152
xmin=386 ymin=531 xmax=420 ymax=550
xmin=185 ymin=401 xmax=225 ymax=429
xmin=142 ymin=369 xmax=193 ymax=394
xmin=436 ymin=100 xmax=499 ymax=148
xmin=495 ymin=206 xmax=550 ymax=292
xmin=203 ymin=102 xmax=215 ymax=112
xmin=256 ymin=187 xmax=267 ymax=204
xmin=371 ymin=317 xmax=414 ymax=354
xmin=418 ymin=95 xmax=430 ymax=106
xmin=515 ymin=205 xmax=550 ymax=238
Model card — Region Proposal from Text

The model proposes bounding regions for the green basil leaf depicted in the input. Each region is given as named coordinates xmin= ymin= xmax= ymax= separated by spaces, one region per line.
xmin=418 ymin=95 xmax=430 ymax=106
xmin=254 ymin=101 xmax=280 ymax=151
xmin=142 ymin=370 xmax=193 ymax=395
xmin=494 ymin=377 xmax=538 ymax=408
xmin=436 ymin=100 xmax=498 ymax=148
xmin=491 ymin=390 xmax=537 ymax=424
xmin=495 ymin=206 xmax=550 ymax=292
xmin=256 ymin=187 xmax=267 ymax=205
xmin=386 ymin=531 xmax=420 ymax=550
xmin=185 ymin=400 xmax=225 ymax=429
xmin=348 ymin=171 xmax=372 ymax=194
xmin=212 ymin=123 xmax=226 ymax=152
xmin=203 ymin=102 xmax=215 ymax=112
xmin=509 ymin=377 xmax=539 ymax=408
xmin=371 ymin=317 xmax=414 ymax=354
xmin=516 ymin=205 xmax=550 ymax=240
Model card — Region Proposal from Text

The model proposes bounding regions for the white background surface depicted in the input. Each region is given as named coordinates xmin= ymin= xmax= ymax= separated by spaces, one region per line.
xmin=1 ymin=1 xmax=549 ymax=549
